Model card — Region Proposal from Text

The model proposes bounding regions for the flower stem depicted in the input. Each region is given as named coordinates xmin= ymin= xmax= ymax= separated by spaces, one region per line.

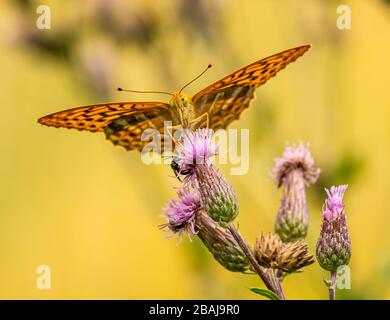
xmin=227 ymin=223 xmax=285 ymax=300
xmin=329 ymin=271 xmax=337 ymax=300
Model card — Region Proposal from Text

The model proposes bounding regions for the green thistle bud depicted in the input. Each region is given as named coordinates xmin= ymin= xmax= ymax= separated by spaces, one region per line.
xmin=195 ymin=209 xmax=249 ymax=272
xmin=273 ymin=143 xmax=320 ymax=242
xmin=316 ymin=185 xmax=351 ymax=272
xmin=275 ymin=169 xmax=309 ymax=242
xmin=195 ymin=164 xmax=239 ymax=226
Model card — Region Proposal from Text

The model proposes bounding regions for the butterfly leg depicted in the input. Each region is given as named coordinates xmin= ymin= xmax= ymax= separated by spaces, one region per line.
xmin=165 ymin=124 xmax=183 ymax=144
xmin=189 ymin=112 xmax=209 ymax=129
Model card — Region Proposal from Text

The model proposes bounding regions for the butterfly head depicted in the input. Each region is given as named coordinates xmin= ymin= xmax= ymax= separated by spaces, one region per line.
xmin=170 ymin=92 xmax=191 ymax=108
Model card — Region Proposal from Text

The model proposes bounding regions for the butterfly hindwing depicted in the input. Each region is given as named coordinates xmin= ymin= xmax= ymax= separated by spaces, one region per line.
xmin=192 ymin=45 xmax=310 ymax=129
xmin=104 ymin=107 xmax=174 ymax=152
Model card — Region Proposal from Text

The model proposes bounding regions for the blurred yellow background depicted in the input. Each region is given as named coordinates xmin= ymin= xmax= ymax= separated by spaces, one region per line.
xmin=0 ymin=0 xmax=389 ymax=299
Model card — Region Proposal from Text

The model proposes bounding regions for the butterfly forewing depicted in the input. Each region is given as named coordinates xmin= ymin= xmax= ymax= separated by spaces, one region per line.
xmin=193 ymin=86 xmax=255 ymax=129
xmin=38 ymin=102 xmax=169 ymax=132
xmin=38 ymin=101 xmax=173 ymax=152
xmin=192 ymin=45 xmax=311 ymax=129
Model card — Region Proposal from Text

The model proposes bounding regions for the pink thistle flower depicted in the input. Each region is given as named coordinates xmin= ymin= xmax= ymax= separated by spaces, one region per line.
xmin=171 ymin=128 xmax=219 ymax=185
xmin=162 ymin=188 xmax=201 ymax=240
xmin=323 ymin=185 xmax=348 ymax=220
xmin=179 ymin=128 xmax=219 ymax=166
xmin=273 ymin=142 xmax=320 ymax=187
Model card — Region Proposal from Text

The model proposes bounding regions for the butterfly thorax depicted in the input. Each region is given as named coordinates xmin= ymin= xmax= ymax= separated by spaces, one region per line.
xmin=169 ymin=92 xmax=196 ymax=129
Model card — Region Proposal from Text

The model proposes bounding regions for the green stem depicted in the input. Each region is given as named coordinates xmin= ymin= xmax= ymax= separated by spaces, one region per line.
xmin=329 ymin=271 xmax=337 ymax=300
xmin=227 ymin=223 xmax=285 ymax=300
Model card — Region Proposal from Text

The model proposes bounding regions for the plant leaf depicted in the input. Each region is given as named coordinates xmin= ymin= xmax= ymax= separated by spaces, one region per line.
xmin=323 ymin=278 xmax=331 ymax=288
xmin=250 ymin=287 xmax=280 ymax=300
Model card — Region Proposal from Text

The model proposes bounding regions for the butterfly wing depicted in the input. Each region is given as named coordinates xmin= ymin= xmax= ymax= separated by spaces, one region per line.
xmin=38 ymin=102 xmax=169 ymax=132
xmin=104 ymin=107 xmax=174 ymax=152
xmin=38 ymin=102 xmax=173 ymax=152
xmin=192 ymin=45 xmax=311 ymax=129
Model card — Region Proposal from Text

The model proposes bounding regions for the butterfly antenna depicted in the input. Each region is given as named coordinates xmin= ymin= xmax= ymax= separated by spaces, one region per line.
xmin=179 ymin=64 xmax=212 ymax=93
xmin=117 ymin=88 xmax=173 ymax=96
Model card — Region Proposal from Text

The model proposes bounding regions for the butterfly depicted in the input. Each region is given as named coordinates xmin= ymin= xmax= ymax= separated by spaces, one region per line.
xmin=38 ymin=45 xmax=311 ymax=153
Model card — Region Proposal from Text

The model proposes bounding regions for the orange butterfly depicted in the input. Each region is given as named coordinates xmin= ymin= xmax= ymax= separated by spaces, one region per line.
xmin=38 ymin=45 xmax=310 ymax=153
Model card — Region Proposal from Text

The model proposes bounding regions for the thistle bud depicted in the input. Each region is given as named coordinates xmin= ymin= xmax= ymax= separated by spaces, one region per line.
xmin=254 ymin=233 xmax=283 ymax=269
xmin=195 ymin=164 xmax=239 ymax=225
xmin=195 ymin=209 xmax=249 ymax=272
xmin=276 ymin=240 xmax=315 ymax=273
xmin=316 ymin=185 xmax=351 ymax=272
xmin=178 ymin=129 xmax=239 ymax=225
xmin=273 ymin=143 xmax=320 ymax=242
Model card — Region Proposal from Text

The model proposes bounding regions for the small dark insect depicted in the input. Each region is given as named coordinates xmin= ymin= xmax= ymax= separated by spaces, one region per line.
xmin=158 ymin=221 xmax=185 ymax=232
xmin=168 ymin=222 xmax=186 ymax=232
xmin=170 ymin=159 xmax=193 ymax=181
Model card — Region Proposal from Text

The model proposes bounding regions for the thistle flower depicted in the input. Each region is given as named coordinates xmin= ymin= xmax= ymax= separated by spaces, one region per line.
xmin=180 ymin=128 xmax=219 ymax=166
xmin=316 ymin=185 xmax=351 ymax=272
xmin=177 ymin=128 xmax=239 ymax=226
xmin=254 ymin=233 xmax=314 ymax=272
xmin=162 ymin=187 xmax=200 ymax=240
xmin=254 ymin=233 xmax=283 ymax=269
xmin=273 ymin=143 xmax=320 ymax=242
xmin=195 ymin=209 xmax=249 ymax=272
xmin=162 ymin=183 xmax=247 ymax=271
